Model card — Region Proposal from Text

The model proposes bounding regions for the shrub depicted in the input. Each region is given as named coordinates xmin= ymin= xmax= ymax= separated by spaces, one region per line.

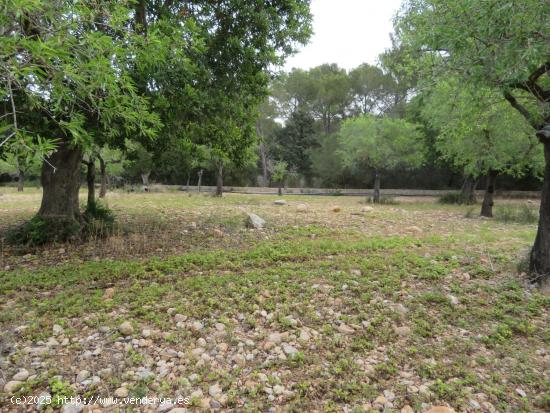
xmin=365 ymin=196 xmax=399 ymax=205
xmin=438 ymin=192 xmax=463 ymax=204
xmin=494 ymin=205 xmax=538 ymax=224
xmin=83 ymin=201 xmax=116 ymax=238
xmin=6 ymin=216 xmax=80 ymax=246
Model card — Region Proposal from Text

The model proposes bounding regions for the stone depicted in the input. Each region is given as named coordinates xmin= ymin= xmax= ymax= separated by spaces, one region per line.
xmin=282 ymin=344 xmax=298 ymax=357
xmin=299 ymin=330 xmax=311 ymax=341
xmin=12 ymin=369 xmax=29 ymax=381
xmin=395 ymin=325 xmax=412 ymax=337
xmin=515 ymin=388 xmax=527 ymax=398
xmin=401 ymin=406 xmax=414 ymax=413
xmin=350 ymin=269 xmax=362 ymax=276
xmin=209 ymin=383 xmax=222 ymax=398
xmin=103 ymin=288 xmax=115 ymax=300
xmin=118 ymin=321 xmax=134 ymax=336
xmin=53 ymin=324 xmax=64 ymax=335
xmin=296 ymin=203 xmax=308 ymax=213
xmin=373 ymin=395 xmax=387 ymax=406
xmin=447 ymin=295 xmax=459 ymax=306
xmin=114 ymin=387 xmax=128 ymax=398
xmin=422 ymin=407 xmax=457 ymax=413
xmin=191 ymin=321 xmax=204 ymax=331
xmin=142 ymin=329 xmax=151 ymax=338
xmin=3 ymin=381 xmax=23 ymax=393
xmin=468 ymin=399 xmax=481 ymax=410
xmin=406 ymin=226 xmax=423 ymax=233
xmin=61 ymin=403 xmax=84 ymax=413
xmin=170 ymin=409 xmax=188 ymax=413
xmin=361 ymin=206 xmax=374 ymax=212
xmin=273 ymin=385 xmax=285 ymax=395
xmin=331 ymin=206 xmax=341 ymax=212
xmin=337 ymin=323 xmax=355 ymax=335
xmin=274 ymin=200 xmax=286 ymax=205
xmin=213 ymin=228 xmax=224 ymax=237
xmin=174 ymin=314 xmax=187 ymax=323
xmin=267 ymin=332 xmax=283 ymax=344
xmin=246 ymin=213 xmax=266 ymax=229
xmin=76 ymin=370 xmax=90 ymax=383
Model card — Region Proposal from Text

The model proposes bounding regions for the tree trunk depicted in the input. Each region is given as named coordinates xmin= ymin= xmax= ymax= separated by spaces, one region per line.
xmin=278 ymin=185 xmax=283 ymax=196
xmin=259 ymin=142 xmax=269 ymax=186
xmin=215 ymin=163 xmax=223 ymax=197
xmin=17 ymin=170 xmax=24 ymax=192
xmin=480 ymin=170 xmax=497 ymax=217
xmin=99 ymin=156 xmax=107 ymax=198
xmin=460 ymin=174 xmax=477 ymax=204
xmin=38 ymin=142 xmax=83 ymax=221
xmin=373 ymin=170 xmax=381 ymax=203
xmin=186 ymin=173 xmax=191 ymax=193
xmin=197 ymin=169 xmax=203 ymax=193
xmin=530 ymin=141 xmax=550 ymax=283
xmin=86 ymin=159 xmax=96 ymax=208
xmin=141 ymin=172 xmax=150 ymax=191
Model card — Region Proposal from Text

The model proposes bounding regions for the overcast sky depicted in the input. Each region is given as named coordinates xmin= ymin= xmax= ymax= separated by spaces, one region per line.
xmin=283 ymin=0 xmax=403 ymax=71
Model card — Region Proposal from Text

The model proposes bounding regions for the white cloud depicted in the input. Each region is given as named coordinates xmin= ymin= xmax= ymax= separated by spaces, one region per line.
xmin=283 ymin=0 xmax=402 ymax=71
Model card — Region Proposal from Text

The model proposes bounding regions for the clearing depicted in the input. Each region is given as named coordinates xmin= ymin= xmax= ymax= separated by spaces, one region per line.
xmin=0 ymin=189 xmax=548 ymax=412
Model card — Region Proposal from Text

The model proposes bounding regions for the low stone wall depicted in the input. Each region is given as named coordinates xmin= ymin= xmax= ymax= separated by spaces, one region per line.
xmin=168 ymin=185 xmax=540 ymax=199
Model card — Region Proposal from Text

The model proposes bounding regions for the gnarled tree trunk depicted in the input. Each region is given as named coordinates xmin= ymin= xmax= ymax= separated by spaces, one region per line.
xmin=480 ymin=170 xmax=497 ymax=217
xmin=197 ymin=169 xmax=203 ymax=193
xmin=215 ymin=163 xmax=223 ymax=197
xmin=530 ymin=141 xmax=550 ymax=283
xmin=38 ymin=142 xmax=83 ymax=222
xmin=86 ymin=158 xmax=96 ymax=208
xmin=99 ymin=155 xmax=107 ymax=198
xmin=372 ymin=170 xmax=381 ymax=203
xmin=141 ymin=172 xmax=150 ymax=191
xmin=460 ymin=174 xmax=477 ymax=204
xmin=17 ymin=170 xmax=24 ymax=192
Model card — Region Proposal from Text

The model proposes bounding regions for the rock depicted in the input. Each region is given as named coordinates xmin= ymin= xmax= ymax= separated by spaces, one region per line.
xmin=37 ymin=392 xmax=51 ymax=410
xmin=273 ymin=385 xmax=285 ymax=395
xmin=361 ymin=206 xmax=374 ymax=212
xmin=468 ymin=399 xmax=481 ymax=410
xmin=406 ymin=226 xmax=423 ymax=233
xmin=282 ymin=344 xmax=298 ymax=357
xmin=53 ymin=324 xmax=64 ymax=335
xmin=191 ymin=321 xmax=204 ymax=331
xmin=114 ymin=387 xmax=128 ymax=398
xmin=337 ymin=323 xmax=355 ymax=335
xmin=158 ymin=401 xmax=175 ymax=412
xmin=267 ymin=332 xmax=283 ymax=344
xmin=3 ymin=381 xmax=23 ymax=393
xmin=170 ymin=409 xmax=188 ymax=413
xmin=422 ymin=407 xmax=456 ymax=413
xmin=209 ymin=383 xmax=222 ymax=398
xmin=103 ymin=288 xmax=115 ymax=300
xmin=142 ymin=329 xmax=151 ymax=338
xmin=174 ymin=314 xmax=187 ymax=323
xmin=12 ymin=369 xmax=29 ymax=381
xmin=331 ymin=206 xmax=341 ymax=212
xmin=274 ymin=200 xmax=286 ymax=205
xmin=299 ymin=330 xmax=311 ymax=341
xmin=246 ymin=213 xmax=266 ymax=229
xmin=394 ymin=326 xmax=411 ymax=337
xmin=350 ymin=269 xmax=362 ymax=276
xmin=447 ymin=295 xmax=459 ymax=306
xmin=401 ymin=406 xmax=414 ymax=413
xmin=76 ymin=370 xmax=90 ymax=383
xmin=213 ymin=228 xmax=224 ymax=237
xmin=214 ymin=323 xmax=225 ymax=331
xmin=515 ymin=388 xmax=527 ymax=398
xmin=119 ymin=321 xmax=134 ymax=336
xmin=384 ymin=390 xmax=396 ymax=401
xmin=373 ymin=395 xmax=387 ymax=406
xmin=61 ymin=403 xmax=84 ymax=413
xmin=296 ymin=203 xmax=308 ymax=213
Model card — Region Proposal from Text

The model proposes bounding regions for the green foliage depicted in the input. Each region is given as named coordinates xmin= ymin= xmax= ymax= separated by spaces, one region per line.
xmin=439 ymin=193 xmax=464 ymax=205
xmin=83 ymin=201 xmax=116 ymax=238
xmin=339 ymin=115 xmax=425 ymax=172
xmin=494 ymin=205 xmax=538 ymax=225
xmin=6 ymin=216 xmax=80 ymax=247
xmin=49 ymin=378 xmax=76 ymax=407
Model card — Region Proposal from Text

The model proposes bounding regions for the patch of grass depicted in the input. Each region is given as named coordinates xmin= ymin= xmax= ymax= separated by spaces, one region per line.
xmin=494 ymin=205 xmax=538 ymax=224
xmin=6 ymin=215 xmax=81 ymax=246
xmin=438 ymin=192 xmax=463 ymax=205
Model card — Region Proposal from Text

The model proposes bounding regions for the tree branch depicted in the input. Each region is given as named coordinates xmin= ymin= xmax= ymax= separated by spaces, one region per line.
xmin=503 ymin=91 xmax=541 ymax=130
xmin=529 ymin=61 xmax=550 ymax=83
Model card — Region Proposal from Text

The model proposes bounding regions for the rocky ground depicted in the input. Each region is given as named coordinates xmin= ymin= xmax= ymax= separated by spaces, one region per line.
xmin=0 ymin=190 xmax=548 ymax=412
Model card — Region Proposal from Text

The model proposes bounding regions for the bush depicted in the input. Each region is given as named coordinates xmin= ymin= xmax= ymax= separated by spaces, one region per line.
xmin=494 ymin=205 xmax=538 ymax=224
xmin=83 ymin=201 xmax=116 ymax=238
xmin=438 ymin=192 xmax=463 ymax=204
xmin=6 ymin=216 xmax=81 ymax=246
xmin=365 ymin=196 xmax=399 ymax=205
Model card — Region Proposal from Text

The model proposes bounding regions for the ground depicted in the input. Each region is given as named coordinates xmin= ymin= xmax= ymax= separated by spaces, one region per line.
xmin=0 ymin=188 xmax=548 ymax=413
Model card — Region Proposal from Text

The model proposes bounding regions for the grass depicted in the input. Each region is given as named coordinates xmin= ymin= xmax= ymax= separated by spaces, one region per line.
xmin=0 ymin=188 xmax=548 ymax=412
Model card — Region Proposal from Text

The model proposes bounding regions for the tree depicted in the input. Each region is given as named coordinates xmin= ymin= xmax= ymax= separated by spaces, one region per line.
xmin=1 ymin=1 xmax=159 ymax=236
xmin=392 ymin=0 xmax=550 ymax=282
xmin=339 ymin=115 xmax=425 ymax=202
xmin=271 ymin=161 xmax=289 ymax=195
xmin=272 ymin=110 xmax=317 ymax=184
xmin=422 ymin=80 xmax=542 ymax=217
xmin=124 ymin=142 xmax=153 ymax=189
xmin=349 ymin=64 xmax=396 ymax=116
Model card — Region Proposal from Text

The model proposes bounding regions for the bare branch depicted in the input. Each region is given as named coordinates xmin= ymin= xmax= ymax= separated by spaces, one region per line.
xmin=503 ymin=91 xmax=541 ymax=130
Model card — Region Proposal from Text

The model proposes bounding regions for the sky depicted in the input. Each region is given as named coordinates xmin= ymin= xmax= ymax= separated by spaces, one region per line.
xmin=283 ymin=0 xmax=403 ymax=72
